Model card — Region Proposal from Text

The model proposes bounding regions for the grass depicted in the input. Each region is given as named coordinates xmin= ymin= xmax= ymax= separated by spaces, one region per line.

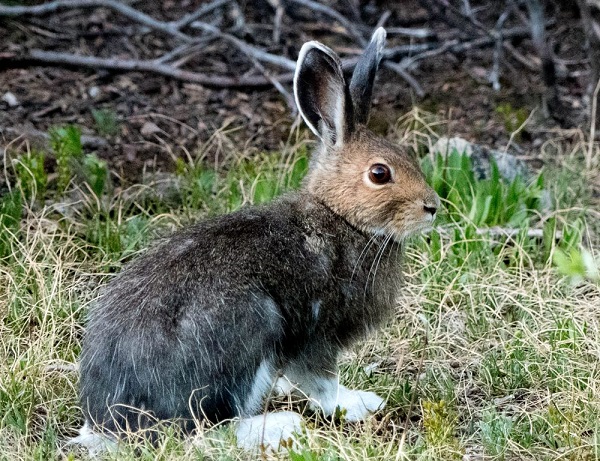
xmin=1 ymin=115 xmax=599 ymax=460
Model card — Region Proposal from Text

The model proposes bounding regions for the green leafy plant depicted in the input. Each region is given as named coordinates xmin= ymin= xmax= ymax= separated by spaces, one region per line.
xmin=13 ymin=150 xmax=47 ymax=200
xmin=0 ymin=190 xmax=22 ymax=259
xmin=288 ymin=446 xmax=341 ymax=461
xmin=49 ymin=125 xmax=83 ymax=192
xmin=422 ymin=149 xmax=546 ymax=228
xmin=421 ymin=400 xmax=462 ymax=456
xmin=81 ymin=153 xmax=109 ymax=196
xmin=49 ymin=125 xmax=110 ymax=196
xmin=176 ymin=147 xmax=308 ymax=214
xmin=496 ymin=103 xmax=529 ymax=139
xmin=554 ymin=246 xmax=600 ymax=284
xmin=92 ymin=108 xmax=120 ymax=137
xmin=479 ymin=410 xmax=513 ymax=458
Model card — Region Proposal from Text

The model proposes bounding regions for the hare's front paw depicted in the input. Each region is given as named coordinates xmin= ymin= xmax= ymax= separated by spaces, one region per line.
xmin=235 ymin=411 xmax=303 ymax=452
xmin=340 ymin=388 xmax=385 ymax=421
xmin=309 ymin=383 xmax=385 ymax=422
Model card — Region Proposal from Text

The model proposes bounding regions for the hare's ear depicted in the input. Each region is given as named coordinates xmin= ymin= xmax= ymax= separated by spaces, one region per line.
xmin=294 ymin=41 xmax=352 ymax=146
xmin=349 ymin=27 xmax=386 ymax=125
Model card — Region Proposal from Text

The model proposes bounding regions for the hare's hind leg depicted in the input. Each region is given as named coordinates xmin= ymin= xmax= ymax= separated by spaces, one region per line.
xmin=277 ymin=349 xmax=385 ymax=422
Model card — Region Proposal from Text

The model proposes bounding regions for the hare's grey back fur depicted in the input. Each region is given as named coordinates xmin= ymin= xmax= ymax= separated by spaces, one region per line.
xmin=79 ymin=27 xmax=438 ymax=439
xmin=80 ymin=194 xmax=401 ymax=432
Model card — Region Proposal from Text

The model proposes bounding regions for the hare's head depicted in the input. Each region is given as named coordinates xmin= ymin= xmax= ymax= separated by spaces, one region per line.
xmin=295 ymin=28 xmax=439 ymax=241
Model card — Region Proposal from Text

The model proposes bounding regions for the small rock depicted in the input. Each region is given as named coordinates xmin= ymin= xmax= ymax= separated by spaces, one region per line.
xmin=2 ymin=91 xmax=19 ymax=107
xmin=88 ymin=86 xmax=101 ymax=98
xmin=140 ymin=121 xmax=162 ymax=136
xmin=431 ymin=136 xmax=529 ymax=182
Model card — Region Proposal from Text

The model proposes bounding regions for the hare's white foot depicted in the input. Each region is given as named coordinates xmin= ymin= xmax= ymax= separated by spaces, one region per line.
xmin=235 ymin=411 xmax=303 ymax=452
xmin=67 ymin=421 xmax=116 ymax=457
xmin=308 ymin=379 xmax=385 ymax=422
xmin=273 ymin=374 xmax=300 ymax=396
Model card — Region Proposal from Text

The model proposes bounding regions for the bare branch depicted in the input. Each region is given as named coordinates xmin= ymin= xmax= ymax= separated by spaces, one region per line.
xmin=0 ymin=0 xmax=192 ymax=42
xmin=374 ymin=10 xmax=391 ymax=30
xmin=189 ymin=22 xmax=296 ymax=71
xmin=171 ymin=0 xmax=230 ymax=30
xmin=383 ymin=61 xmax=425 ymax=98
xmin=1 ymin=50 xmax=294 ymax=88
xmin=266 ymin=0 xmax=285 ymax=44
xmin=0 ymin=0 xmax=96 ymax=15
xmin=397 ymin=40 xmax=460 ymax=70
xmin=154 ymin=43 xmax=199 ymax=65
xmin=436 ymin=225 xmax=562 ymax=240
xmin=488 ymin=3 xmax=517 ymax=91
xmin=284 ymin=0 xmax=365 ymax=44
xmin=248 ymin=56 xmax=297 ymax=115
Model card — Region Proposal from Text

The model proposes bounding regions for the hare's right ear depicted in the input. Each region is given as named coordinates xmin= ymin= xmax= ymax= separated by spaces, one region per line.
xmin=294 ymin=42 xmax=352 ymax=147
xmin=349 ymin=27 xmax=386 ymax=125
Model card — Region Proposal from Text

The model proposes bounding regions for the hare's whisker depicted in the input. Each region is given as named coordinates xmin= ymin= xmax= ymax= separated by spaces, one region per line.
xmin=364 ymin=228 xmax=393 ymax=297
xmin=370 ymin=231 xmax=394 ymax=293
xmin=350 ymin=232 xmax=381 ymax=284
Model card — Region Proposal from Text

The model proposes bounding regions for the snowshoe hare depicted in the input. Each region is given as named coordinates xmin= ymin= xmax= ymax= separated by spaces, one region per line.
xmin=75 ymin=27 xmax=439 ymax=452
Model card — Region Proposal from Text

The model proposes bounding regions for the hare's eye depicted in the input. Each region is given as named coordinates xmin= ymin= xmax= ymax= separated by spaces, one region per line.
xmin=368 ymin=164 xmax=392 ymax=185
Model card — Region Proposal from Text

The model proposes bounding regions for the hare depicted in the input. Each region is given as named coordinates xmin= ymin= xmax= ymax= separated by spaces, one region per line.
xmin=74 ymin=27 xmax=439 ymax=453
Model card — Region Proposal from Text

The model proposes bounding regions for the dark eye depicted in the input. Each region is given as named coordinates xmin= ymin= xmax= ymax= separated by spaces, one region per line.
xmin=368 ymin=164 xmax=392 ymax=185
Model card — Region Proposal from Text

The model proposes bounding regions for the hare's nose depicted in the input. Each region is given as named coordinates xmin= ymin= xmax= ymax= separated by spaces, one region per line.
xmin=423 ymin=204 xmax=437 ymax=216
xmin=423 ymin=193 xmax=440 ymax=216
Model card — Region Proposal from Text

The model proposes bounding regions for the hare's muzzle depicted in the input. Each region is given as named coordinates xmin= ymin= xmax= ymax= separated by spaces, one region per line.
xmin=422 ymin=192 xmax=440 ymax=220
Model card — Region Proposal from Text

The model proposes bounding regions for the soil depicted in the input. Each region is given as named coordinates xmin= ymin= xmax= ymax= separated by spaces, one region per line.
xmin=0 ymin=0 xmax=593 ymax=188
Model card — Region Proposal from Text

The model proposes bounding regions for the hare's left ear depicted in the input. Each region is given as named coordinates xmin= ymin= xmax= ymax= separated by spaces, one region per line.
xmin=349 ymin=28 xmax=386 ymax=125
xmin=294 ymin=41 xmax=353 ymax=147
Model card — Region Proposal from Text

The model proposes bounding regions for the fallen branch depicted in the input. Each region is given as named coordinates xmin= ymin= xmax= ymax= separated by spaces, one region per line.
xmin=0 ymin=0 xmax=535 ymax=97
xmin=0 ymin=50 xmax=295 ymax=88
xmin=386 ymin=27 xmax=436 ymax=39
xmin=379 ymin=24 xmax=531 ymax=97
xmin=0 ymin=0 xmax=192 ymax=42
xmin=477 ymin=227 xmax=561 ymax=239
xmin=382 ymin=61 xmax=425 ymax=98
